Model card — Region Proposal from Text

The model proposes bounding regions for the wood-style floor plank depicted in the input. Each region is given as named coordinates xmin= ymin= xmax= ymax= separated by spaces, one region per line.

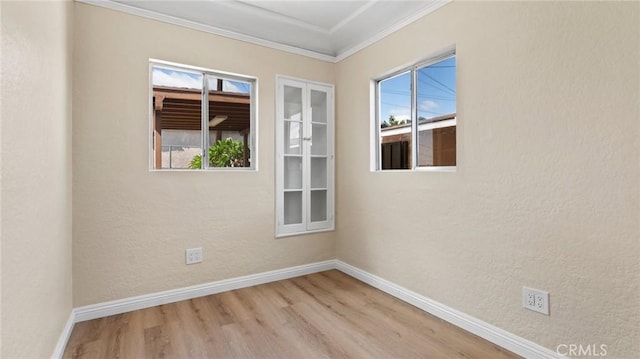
xmin=63 ymin=270 xmax=521 ymax=359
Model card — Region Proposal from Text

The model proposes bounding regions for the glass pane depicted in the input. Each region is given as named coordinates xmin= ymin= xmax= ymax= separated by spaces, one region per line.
xmin=310 ymin=124 xmax=327 ymax=156
xmin=207 ymin=74 xmax=251 ymax=168
xmin=416 ymin=56 xmax=456 ymax=167
xmin=152 ymin=66 xmax=203 ymax=169
xmin=284 ymin=121 xmax=302 ymax=155
xmin=418 ymin=126 xmax=456 ymax=166
xmin=284 ymin=85 xmax=303 ymax=121
xmin=284 ymin=191 xmax=303 ymax=225
xmin=284 ymin=156 xmax=302 ymax=189
xmin=310 ymin=157 xmax=327 ymax=189
xmin=310 ymin=190 xmax=327 ymax=222
xmin=206 ymin=77 xmax=251 ymax=94
xmin=379 ymin=71 xmax=411 ymax=170
xmin=310 ymin=90 xmax=327 ymax=123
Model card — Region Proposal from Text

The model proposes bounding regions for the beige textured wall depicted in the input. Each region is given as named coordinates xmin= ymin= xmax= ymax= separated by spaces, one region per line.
xmin=1 ymin=0 xmax=74 ymax=357
xmin=335 ymin=1 xmax=639 ymax=357
xmin=72 ymin=3 xmax=335 ymax=306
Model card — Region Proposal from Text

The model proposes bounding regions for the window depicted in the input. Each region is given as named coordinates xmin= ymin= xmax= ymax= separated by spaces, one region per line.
xmin=149 ymin=60 xmax=257 ymax=170
xmin=375 ymin=50 xmax=456 ymax=170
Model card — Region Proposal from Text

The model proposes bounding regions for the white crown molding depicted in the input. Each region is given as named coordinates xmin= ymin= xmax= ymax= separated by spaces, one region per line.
xmin=76 ymin=0 xmax=452 ymax=63
xmin=76 ymin=0 xmax=337 ymax=62
xmin=334 ymin=0 xmax=452 ymax=62
xmin=335 ymin=260 xmax=562 ymax=359
xmin=73 ymin=260 xmax=336 ymax=323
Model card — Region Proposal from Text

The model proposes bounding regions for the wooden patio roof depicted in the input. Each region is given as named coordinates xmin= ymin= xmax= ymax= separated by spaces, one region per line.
xmin=153 ymin=86 xmax=250 ymax=132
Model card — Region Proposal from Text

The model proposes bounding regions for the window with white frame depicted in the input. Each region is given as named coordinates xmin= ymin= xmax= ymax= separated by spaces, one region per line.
xmin=150 ymin=60 xmax=257 ymax=170
xmin=375 ymin=50 xmax=456 ymax=170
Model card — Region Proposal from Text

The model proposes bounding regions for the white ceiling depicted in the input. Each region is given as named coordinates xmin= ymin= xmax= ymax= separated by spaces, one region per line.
xmin=82 ymin=0 xmax=450 ymax=62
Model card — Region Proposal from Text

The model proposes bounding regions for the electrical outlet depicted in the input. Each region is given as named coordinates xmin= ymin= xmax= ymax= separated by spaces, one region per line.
xmin=535 ymin=293 xmax=548 ymax=312
xmin=523 ymin=287 xmax=549 ymax=315
xmin=185 ymin=247 xmax=203 ymax=265
xmin=526 ymin=291 xmax=535 ymax=307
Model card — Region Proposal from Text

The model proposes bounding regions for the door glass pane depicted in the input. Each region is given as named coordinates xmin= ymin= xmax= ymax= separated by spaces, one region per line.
xmin=310 ymin=157 xmax=327 ymax=189
xmin=284 ymin=191 xmax=303 ymax=225
xmin=284 ymin=85 xmax=303 ymax=121
xmin=284 ymin=156 xmax=302 ymax=189
xmin=152 ymin=66 xmax=203 ymax=169
xmin=310 ymin=190 xmax=327 ymax=222
xmin=310 ymin=124 xmax=327 ymax=156
xmin=378 ymin=71 xmax=412 ymax=169
xmin=416 ymin=56 xmax=456 ymax=167
xmin=310 ymin=90 xmax=327 ymax=123
xmin=284 ymin=121 xmax=302 ymax=155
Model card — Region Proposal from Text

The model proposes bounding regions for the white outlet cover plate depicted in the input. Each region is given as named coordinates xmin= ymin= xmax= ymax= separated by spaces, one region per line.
xmin=186 ymin=247 xmax=203 ymax=264
xmin=523 ymin=286 xmax=549 ymax=315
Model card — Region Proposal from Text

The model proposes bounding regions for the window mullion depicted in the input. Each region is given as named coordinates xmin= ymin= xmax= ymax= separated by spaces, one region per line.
xmin=375 ymin=81 xmax=382 ymax=170
xmin=410 ymin=68 xmax=418 ymax=169
xmin=202 ymin=73 xmax=210 ymax=169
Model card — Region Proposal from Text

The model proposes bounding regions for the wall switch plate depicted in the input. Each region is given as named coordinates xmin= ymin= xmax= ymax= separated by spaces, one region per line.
xmin=523 ymin=287 xmax=549 ymax=315
xmin=185 ymin=247 xmax=203 ymax=265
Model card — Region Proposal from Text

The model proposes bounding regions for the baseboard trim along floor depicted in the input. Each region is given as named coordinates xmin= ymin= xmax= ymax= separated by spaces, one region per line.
xmin=334 ymin=261 xmax=560 ymax=359
xmin=54 ymin=259 xmax=560 ymax=359
xmin=52 ymin=310 xmax=76 ymax=359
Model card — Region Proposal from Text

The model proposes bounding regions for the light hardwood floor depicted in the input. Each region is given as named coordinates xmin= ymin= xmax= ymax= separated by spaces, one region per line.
xmin=63 ymin=270 xmax=520 ymax=358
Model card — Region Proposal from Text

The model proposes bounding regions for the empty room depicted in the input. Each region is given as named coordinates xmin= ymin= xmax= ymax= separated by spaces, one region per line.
xmin=1 ymin=0 xmax=638 ymax=358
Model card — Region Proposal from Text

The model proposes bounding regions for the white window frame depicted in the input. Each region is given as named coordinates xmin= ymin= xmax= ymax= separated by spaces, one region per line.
xmin=149 ymin=59 xmax=259 ymax=171
xmin=371 ymin=47 xmax=456 ymax=172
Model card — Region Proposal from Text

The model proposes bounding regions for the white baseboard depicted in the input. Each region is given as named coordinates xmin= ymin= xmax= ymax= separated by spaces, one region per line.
xmin=335 ymin=260 xmax=561 ymax=359
xmin=74 ymin=259 xmax=335 ymax=323
xmin=52 ymin=310 xmax=75 ymax=359
xmin=58 ymin=258 xmax=558 ymax=359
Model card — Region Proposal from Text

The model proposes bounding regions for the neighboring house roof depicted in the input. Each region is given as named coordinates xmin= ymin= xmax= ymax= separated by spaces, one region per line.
xmin=380 ymin=113 xmax=456 ymax=137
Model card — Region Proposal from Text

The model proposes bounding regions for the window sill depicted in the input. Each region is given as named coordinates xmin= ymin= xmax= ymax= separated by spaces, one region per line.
xmin=276 ymin=227 xmax=335 ymax=239
xmin=149 ymin=168 xmax=257 ymax=172
xmin=372 ymin=166 xmax=456 ymax=173
xmin=414 ymin=166 xmax=456 ymax=172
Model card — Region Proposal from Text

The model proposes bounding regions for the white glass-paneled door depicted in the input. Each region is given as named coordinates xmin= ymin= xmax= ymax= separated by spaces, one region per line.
xmin=276 ymin=77 xmax=334 ymax=237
